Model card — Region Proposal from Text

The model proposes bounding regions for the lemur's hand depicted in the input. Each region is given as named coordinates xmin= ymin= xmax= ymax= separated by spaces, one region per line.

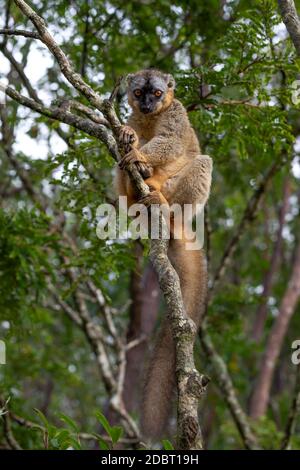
xmin=119 ymin=148 xmax=153 ymax=179
xmin=118 ymin=125 xmax=139 ymax=153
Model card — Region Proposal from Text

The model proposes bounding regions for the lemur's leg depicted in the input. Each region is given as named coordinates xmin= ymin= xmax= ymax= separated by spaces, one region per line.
xmin=166 ymin=155 xmax=212 ymax=208
xmin=138 ymin=169 xmax=170 ymax=206
xmin=166 ymin=157 xmax=211 ymax=325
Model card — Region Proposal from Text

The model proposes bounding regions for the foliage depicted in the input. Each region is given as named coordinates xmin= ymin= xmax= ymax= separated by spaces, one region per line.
xmin=1 ymin=0 xmax=300 ymax=450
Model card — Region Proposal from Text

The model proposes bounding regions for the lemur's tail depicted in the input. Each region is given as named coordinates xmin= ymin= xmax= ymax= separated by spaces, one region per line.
xmin=141 ymin=238 xmax=207 ymax=439
xmin=141 ymin=317 xmax=175 ymax=438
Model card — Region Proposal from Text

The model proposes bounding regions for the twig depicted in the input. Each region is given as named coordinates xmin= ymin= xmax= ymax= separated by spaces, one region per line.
xmin=48 ymin=285 xmax=82 ymax=327
xmin=0 ymin=83 xmax=120 ymax=161
xmin=54 ymin=99 xmax=109 ymax=126
xmin=0 ymin=44 xmax=40 ymax=102
xmin=108 ymin=75 xmax=124 ymax=103
xmin=126 ymin=335 xmax=147 ymax=351
xmin=0 ymin=396 xmax=22 ymax=450
xmin=8 ymin=407 xmax=139 ymax=445
xmin=14 ymin=0 xmax=104 ymax=111
xmin=0 ymin=28 xmax=40 ymax=39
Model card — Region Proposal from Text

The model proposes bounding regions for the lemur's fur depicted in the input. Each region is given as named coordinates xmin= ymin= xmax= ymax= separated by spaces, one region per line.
xmin=115 ymin=69 xmax=212 ymax=439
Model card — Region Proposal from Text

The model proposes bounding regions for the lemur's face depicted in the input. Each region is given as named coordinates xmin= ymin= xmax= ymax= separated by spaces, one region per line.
xmin=127 ymin=70 xmax=175 ymax=115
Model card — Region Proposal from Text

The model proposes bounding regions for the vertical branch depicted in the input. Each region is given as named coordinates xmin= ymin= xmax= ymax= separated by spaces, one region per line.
xmin=281 ymin=366 xmax=300 ymax=449
xmin=150 ymin=233 xmax=210 ymax=450
xmin=252 ymin=177 xmax=290 ymax=341
xmin=278 ymin=0 xmax=300 ymax=56
xmin=250 ymin=237 xmax=300 ymax=419
xmin=123 ymin=243 xmax=160 ymax=413
xmin=80 ymin=0 xmax=90 ymax=78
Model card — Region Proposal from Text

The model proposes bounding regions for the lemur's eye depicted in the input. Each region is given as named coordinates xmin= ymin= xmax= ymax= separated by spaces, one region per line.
xmin=154 ymin=90 xmax=162 ymax=97
xmin=134 ymin=89 xmax=142 ymax=97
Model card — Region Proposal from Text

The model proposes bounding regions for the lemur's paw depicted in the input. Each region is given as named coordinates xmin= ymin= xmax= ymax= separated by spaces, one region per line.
xmin=138 ymin=190 xmax=164 ymax=207
xmin=119 ymin=148 xmax=148 ymax=171
xmin=118 ymin=125 xmax=138 ymax=150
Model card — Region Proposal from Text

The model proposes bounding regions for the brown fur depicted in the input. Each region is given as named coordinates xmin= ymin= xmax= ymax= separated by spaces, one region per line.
xmin=115 ymin=69 xmax=212 ymax=439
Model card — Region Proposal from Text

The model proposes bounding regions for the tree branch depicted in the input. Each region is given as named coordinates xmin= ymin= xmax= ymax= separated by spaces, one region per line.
xmin=281 ymin=366 xmax=300 ymax=450
xmin=0 ymin=44 xmax=40 ymax=102
xmin=3 ymin=399 xmax=139 ymax=446
xmin=0 ymin=83 xmax=120 ymax=161
xmin=0 ymin=397 xmax=22 ymax=450
xmin=150 ymin=231 xmax=210 ymax=449
xmin=53 ymin=99 xmax=109 ymax=127
xmin=0 ymin=28 xmax=40 ymax=39
xmin=5 ymin=0 xmax=210 ymax=449
xmin=250 ymin=236 xmax=300 ymax=419
xmin=281 ymin=366 xmax=300 ymax=449
xmin=14 ymin=0 xmax=104 ymax=111
xmin=252 ymin=177 xmax=290 ymax=341
xmin=278 ymin=0 xmax=300 ymax=56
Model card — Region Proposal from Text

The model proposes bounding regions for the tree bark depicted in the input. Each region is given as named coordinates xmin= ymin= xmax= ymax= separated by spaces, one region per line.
xmin=123 ymin=243 xmax=160 ymax=412
xmin=281 ymin=366 xmax=300 ymax=449
xmin=249 ymin=236 xmax=300 ymax=419
xmin=278 ymin=0 xmax=300 ymax=56
xmin=252 ymin=178 xmax=290 ymax=341
xmin=6 ymin=0 xmax=210 ymax=449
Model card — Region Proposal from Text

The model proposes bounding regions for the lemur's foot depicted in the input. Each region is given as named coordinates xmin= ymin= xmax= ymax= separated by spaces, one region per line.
xmin=138 ymin=190 xmax=165 ymax=207
xmin=118 ymin=125 xmax=138 ymax=152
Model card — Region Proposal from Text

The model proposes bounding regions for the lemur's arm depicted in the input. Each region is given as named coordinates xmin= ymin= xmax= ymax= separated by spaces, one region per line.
xmin=118 ymin=117 xmax=152 ymax=178
xmin=139 ymin=103 xmax=188 ymax=167
xmin=119 ymin=102 xmax=189 ymax=171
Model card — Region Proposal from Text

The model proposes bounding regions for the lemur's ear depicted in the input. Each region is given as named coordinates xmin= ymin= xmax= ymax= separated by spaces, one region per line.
xmin=165 ymin=74 xmax=176 ymax=89
xmin=126 ymin=73 xmax=135 ymax=85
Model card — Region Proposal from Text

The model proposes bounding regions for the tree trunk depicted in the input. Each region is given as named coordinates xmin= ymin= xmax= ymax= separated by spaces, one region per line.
xmin=123 ymin=242 xmax=160 ymax=412
xmin=252 ymin=178 xmax=290 ymax=341
xmin=278 ymin=0 xmax=300 ymax=56
xmin=249 ymin=236 xmax=300 ymax=419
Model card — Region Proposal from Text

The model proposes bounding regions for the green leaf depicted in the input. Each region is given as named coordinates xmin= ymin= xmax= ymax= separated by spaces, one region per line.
xmin=95 ymin=411 xmax=112 ymax=437
xmin=55 ymin=429 xmax=71 ymax=446
xmin=162 ymin=439 xmax=174 ymax=450
xmin=65 ymin=437 xmax=82 ymax=450
xmin=98 ymin=437 xmax=110 ymax=450
xmin=110 ymin=426 xmax=123 ymax=444
xmin=58 ymin=413 xmax=80 ymax=433
xmin=34 ymin=409 xmax=50 ymax=430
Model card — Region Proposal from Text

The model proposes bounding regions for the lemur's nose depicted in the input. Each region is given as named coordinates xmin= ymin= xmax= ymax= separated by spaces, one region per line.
xmin=141 ymin=105 xmax=151 ymax=114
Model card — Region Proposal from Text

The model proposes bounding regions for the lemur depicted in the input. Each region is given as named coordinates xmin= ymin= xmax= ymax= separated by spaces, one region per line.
xmin=115 ymin=69 xmax=212 ymax=439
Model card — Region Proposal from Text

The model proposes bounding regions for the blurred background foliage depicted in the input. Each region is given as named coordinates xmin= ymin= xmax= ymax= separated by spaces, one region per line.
xmin=0 ymin=0 xmax=300 ymax=449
